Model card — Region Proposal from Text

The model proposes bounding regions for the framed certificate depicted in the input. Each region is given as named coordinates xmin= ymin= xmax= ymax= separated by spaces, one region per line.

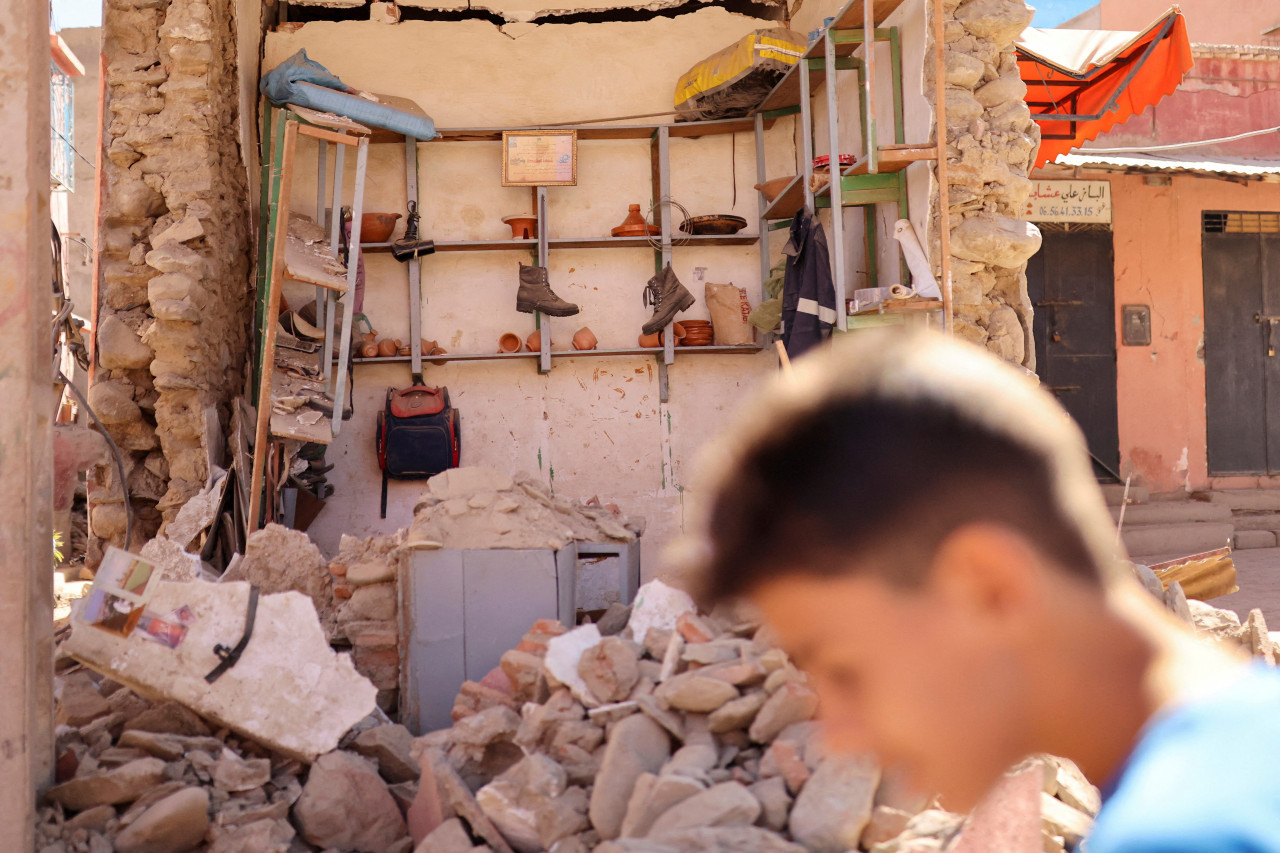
xmin=502 ymin=130 xmax=578 ymax=187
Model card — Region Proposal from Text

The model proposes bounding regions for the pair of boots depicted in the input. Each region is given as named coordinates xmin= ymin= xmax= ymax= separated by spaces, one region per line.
xmin=516 ymin=263 xmax=693 ymax=333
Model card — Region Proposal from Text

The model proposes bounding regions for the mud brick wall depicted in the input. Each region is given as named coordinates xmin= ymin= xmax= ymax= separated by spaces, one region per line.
xmin=927 ymin=0 xmax=1042 ymax=368
xmin=89 ymin=0 xmax=253 ymax=564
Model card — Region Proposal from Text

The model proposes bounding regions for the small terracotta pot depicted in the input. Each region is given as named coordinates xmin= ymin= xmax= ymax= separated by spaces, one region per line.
xmin=361 ymin=342 xmax=379 ymax=358
xmin=672 ymin=322 xmax=687 ymax=341
xmin=361 ymin=212 xmax=402 ymax=243
xmin=503 ymin=214 xmax=538 ymax=240
xmin=498 ymin=332 xmax=523 ymax=353
xmin=421 ymin=339 xmax=438 ymax=354
xmin=397 ymin=345 xmax=411 ymax=356
xmin=362 ymin=330 xmax=378 ymax=344
xmin=526 ymin=330 xmax=543 ymax=353
xmin=572 ymin=327 xmax=598 ymax=351
xmin=638 ymin=331 xmax=663 ymax=348
xmin=376 ymin=338 xmax=398 ymax=358
xmin=428 ymin=346 xmax=448 ymax=366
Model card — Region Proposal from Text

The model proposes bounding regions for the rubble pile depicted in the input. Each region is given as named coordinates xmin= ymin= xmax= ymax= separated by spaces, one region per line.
xmin=405 ymin=468 xmax=641 ymax=552
xmin=403 ymin=580 xmax=1105 ymax=853
xmin=37 ymin=667 xmax=424 ymax=853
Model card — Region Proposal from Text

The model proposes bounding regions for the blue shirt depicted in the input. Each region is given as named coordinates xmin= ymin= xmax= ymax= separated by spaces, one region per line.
xmin=1084 ymin=665 xmax=1280 ymax=852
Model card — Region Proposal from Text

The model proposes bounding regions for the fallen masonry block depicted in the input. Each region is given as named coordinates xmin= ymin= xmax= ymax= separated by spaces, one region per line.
xmin=65 ymin=579 xmax=377 ymax=761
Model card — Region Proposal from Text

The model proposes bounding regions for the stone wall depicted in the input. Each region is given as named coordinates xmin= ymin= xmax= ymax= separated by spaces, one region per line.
xmin=89 ymin=0 xmax=253 ymax=565
xmin=927 ymin=0 xmax=1042 ymax=368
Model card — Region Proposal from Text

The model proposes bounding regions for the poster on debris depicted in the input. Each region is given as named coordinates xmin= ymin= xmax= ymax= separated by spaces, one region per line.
xmin=1025 ymin=180 xmax=1112 ymax=224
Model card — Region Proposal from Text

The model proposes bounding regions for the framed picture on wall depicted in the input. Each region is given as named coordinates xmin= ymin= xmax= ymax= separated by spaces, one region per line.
xmin=502 ymin=130 xmax=578 ymax=187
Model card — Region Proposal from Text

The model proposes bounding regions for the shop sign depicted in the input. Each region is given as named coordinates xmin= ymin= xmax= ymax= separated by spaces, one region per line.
xmin=1025 ymin=180 xmax=1112 ymax=223
xmin=502 ymin=130 xmax=578 ymax=187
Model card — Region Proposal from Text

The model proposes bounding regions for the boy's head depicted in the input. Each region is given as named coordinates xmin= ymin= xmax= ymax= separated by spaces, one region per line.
xmin=693 ymin=329 xmax=1124 ymax=808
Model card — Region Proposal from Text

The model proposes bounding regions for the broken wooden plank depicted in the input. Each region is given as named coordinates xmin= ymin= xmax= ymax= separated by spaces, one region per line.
xmin=285 ymin=213 xmax=349 ymax=293
xmin=1149 ymin=546 xmax=1238 ymax=601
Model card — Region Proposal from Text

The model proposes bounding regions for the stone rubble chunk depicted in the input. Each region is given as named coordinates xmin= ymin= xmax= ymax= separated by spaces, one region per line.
xmin=788 ymin=755 xmax=880 ymax=853
xmin=748 ymin=683 xmax=819 ymax=743
xmin=293 ymin=750 xmax=407 ymax=852
xmin=627 ymin=580 xmax=695 ymax=645
xmin=113 ymin=786 xmax=209 ymax=853
xmin=544 ymin=624 xmax=604 ymax=707
xmin=597 ymin=825 xmax=807 ymax=853
xmin=646 ymin=781 xmax=761 ymax=837
xmin=579 ymin=637 xmax=641 ymax=704
xmin=46 ymin=758 xmax=169 ymax=811
xmin=352 ymin=724 xmax=423 ymax=784
xmin=57 ymin=671 xmax=112 ymax=727
xmin=1039 ymin=793 xmax=1093 ymax=848
xmin=211 ymin=756 xmax=271 ymax=793
xmin=589 ymin=714 xmax=672 ymax=840
xmin=475 ymin=754 xmax=567 ymax=853
xmin=654 ymin=674 xmax=738 ymax=714
xmin=748 ymin=777 xmax=792 ymax=833
xmin=427 ymin=751 xmax=517 ymax=853
xmin=708 ymin=690 xmax=767 ymax=734
xmin=619 ymin=773 xmax=703 ymax=839
xmin=1042 ymin=755 xmax=1100 ymax=817
xmin=416 ymin=817 xmax=476 ymax=853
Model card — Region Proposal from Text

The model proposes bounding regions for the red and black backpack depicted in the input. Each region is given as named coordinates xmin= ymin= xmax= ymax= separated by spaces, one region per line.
xmin=375 ymin=383 xmax=460 ymax=517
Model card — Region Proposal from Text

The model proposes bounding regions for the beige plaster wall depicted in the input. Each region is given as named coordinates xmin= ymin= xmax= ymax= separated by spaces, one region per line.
xmin=265 ymin=13 xmax=799 ymax=575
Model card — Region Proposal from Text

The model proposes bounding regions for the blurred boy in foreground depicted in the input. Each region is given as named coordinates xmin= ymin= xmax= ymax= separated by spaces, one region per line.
xmin=694 ymin=330 xmax=1280 ymax=851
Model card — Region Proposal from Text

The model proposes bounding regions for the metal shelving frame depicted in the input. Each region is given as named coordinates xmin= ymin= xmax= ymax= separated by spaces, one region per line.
xmin=749 ymin=0 xmax=953 ymax=331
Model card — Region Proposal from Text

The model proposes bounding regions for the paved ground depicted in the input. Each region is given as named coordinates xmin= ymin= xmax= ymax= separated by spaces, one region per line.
xmin=1213 ymin=548 xmax=1280 ymax=625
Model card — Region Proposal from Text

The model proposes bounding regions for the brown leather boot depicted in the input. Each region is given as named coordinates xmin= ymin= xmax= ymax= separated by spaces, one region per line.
xmin=517 ymin=263 xmax=580 ymax=317
xmin=641 ymin=263 xmax=695 ymax=334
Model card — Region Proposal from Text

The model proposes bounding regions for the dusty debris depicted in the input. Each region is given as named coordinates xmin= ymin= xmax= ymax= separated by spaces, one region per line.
xmin=64 ymin=580 xmax=376 ymax=762
xmin=407 ymin=467 xmax=641 ymax=551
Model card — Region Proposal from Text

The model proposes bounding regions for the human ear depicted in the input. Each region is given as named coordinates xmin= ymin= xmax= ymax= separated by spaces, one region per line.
xmin=928 ymin=524 xmax=1047 ymax=636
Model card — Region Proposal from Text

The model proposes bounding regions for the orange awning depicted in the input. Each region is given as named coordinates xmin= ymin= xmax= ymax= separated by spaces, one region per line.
xmin=1017 ymin=9 xmax=1193 ymax=168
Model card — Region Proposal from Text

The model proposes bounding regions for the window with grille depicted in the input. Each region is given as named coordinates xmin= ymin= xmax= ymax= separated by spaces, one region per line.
xmin=1203 ymin=211 xmax=1280 ymax=234
xmin=50 ymin=62 xmax=74 ymax=191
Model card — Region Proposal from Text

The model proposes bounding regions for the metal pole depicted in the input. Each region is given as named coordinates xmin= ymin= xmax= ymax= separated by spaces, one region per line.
xmin=800 ymin=60 xmax=815 ymax=213
xmin=754 ymin=112 xmax=770 ymax=308
xmin=932 ymin=0 xmax=954 ymax=332
xmin=864 ymin=0 xmax=879 ymax=174
xmin=331 ymin=135 xmax=368 ymax=434
xmin=825 ymin=30 xmax=847 ymax=331
xmin=537 ymin=186 xmax=551 ymax=375
xmin=315 ymin=140 xmax=329 ymax=380
xmin=406 ymin=137 xmax=423 ymax=382
xmin=658 ymin=126 xmax=675 ymax=368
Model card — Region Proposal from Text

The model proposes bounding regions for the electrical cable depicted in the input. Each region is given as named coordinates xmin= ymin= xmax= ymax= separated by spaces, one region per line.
xmin=1081 ymin=125 xmax=1280 ymax=154
xmin=58 ymin=368 xmax=133 ymax=552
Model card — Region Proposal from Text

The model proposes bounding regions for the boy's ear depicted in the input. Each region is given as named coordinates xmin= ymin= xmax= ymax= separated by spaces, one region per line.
xmin=929 ymin=523 xmax=1047 ymax=632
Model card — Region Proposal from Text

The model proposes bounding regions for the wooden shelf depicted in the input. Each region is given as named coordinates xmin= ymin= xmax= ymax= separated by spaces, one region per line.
xmin=432 ymin=116 xmax=771 ymax=143
xmin=844 ymin=144 xmax=937 ymax=176
xmin=361 ymin=234 xmax=760 ymax=253
xmin=350 ymin=344 xmax=767 ymax=365
xmin=761 ymin=175 xmax=805 ymax=220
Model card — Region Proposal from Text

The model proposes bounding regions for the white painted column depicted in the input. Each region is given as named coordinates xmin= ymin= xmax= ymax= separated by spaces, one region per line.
xmin=0 ymin=0 xmax=57 ymax=845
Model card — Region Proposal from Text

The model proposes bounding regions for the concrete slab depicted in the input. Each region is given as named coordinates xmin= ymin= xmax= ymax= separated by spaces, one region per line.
xmin=1217 ymin=548 xmax=1280 ymax=626
xmin=1200 ymin=490 xmax=1280 ymax=511
xmin=1122 ymin=523 xmax=1235 ymax=560
xmin=1110 ymin=501 xmax=1232 ymax=526
xmin=66 ymin=580 xmax=376 ymax=762
xmin=1099 ymin=483 xmax=1149 ymax=507
xmin=1235 ymin=530 xmax=1278 ymax=550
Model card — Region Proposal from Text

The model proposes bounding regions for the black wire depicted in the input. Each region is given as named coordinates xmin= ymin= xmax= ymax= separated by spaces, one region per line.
xmin=57 ymin=369 xmax=132 ymax=552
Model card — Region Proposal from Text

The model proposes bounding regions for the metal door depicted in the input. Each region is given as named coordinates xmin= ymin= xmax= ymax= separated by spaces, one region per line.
xmin=1202 ymin=231 xmax=1280 ymax=474
xmin=1026 ymin=229 xmax=1120 ymax=479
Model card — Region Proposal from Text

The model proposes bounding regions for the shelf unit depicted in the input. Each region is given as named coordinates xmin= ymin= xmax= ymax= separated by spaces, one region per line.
xmin=365 ymin=116 xmax=778 ymax=400
xmin=748 ymin=0 xmax=953 ymax=330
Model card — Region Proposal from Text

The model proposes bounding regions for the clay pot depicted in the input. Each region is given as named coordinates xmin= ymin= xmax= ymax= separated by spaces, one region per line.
xmin=526 ymin=330 xmax=542 ymax=353
xmin=361 ymin=212 xmax=402 ymax=243
xmin=755 ymin=176 xmax=795 ymax=203
xmin=376 ymin=338 xmax=398 ymax=358
xmin=503 ymin=215 xmax=538 ymax=240
xmin=611 ymin=203 xmax=659 ymax=238
xmin=360 ymin=342 xmax=379 ymax=358
xmin=572 ymin=327 xmax=598 ymax=351
xmin=672 ymin=322 xmax=687 ymax=341
xmin=361 ymin=330 xmax=378 ymax=344
xmin=421 ymin=339 xmax=438 ymax=354
xmin=427 ymin=346 xmax=449 ymax=366
xmin=498 ymin=332 xmax=523 ymax=353
xmin=638 ymin=331 xmax=663 ymax=348
xmin=397 ymin=345 xmax=411 ymax=356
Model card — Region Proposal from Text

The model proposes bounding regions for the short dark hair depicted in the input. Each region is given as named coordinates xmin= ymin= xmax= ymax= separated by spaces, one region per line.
xmin=696 ymin=332 xmax=1108 ymax=606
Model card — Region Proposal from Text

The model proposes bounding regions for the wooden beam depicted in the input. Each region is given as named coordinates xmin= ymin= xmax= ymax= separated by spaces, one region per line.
xmin=248 ymin=120 xmax=299 ymax=533
xmin=932 ymin=0 xmax=953 ymax=333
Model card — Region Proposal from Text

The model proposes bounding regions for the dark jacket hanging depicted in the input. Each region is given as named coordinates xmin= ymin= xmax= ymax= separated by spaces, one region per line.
xmin=781 ymin=207 xmax=837 ymax=359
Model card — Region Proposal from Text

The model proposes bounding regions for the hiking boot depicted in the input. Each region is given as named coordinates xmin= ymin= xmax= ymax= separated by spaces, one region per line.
xmin=641 ymin=263 xmax=695 ymax=334
xmin=517 ymin=263 xmax=580 ymax=317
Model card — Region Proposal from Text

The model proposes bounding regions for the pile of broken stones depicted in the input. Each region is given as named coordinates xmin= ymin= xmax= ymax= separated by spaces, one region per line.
xmin=39 ymin=557 xmax=1277 ymax=853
